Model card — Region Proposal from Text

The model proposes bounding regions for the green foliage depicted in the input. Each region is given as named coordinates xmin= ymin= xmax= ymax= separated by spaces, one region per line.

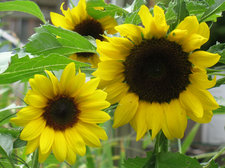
xmin=181 ymin=123 xmax=201 ymax=154
xmin=200 ymin=0 xmax=225 ymax=22
xmin=0 ymin=145 xmax=15 ymax=168
xmin=208 ymin=160 xmax=219 ymax=168
xmin=25 ymin=24 xmax=96 ymax=56
xmin=86 ymin=147 xmax=96 ymax=168
xmin=124 ymin=0 xmax=146 ymax=25
xmin=213 ymin=105 xmax=225 ymax=114
xmin=0 ymin=54 xmax=89 ymax=84
xmin=86 ymin=0 xmax=128 ymax=19
xmin=123 ymin=152 xmax=150 ymax=168
xmin=207 ymin=43 xmax=225 ymax=64
xmin=0 ymin=0 xmax=46 ymax=23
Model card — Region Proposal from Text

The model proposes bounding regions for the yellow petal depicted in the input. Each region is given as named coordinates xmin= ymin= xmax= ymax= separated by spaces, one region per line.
xmin=168 ymin=29 xmax=188 ymax=43
xmin=187 ymin=110 xmax=213 ymax=123
xmin=130 ymin=101 xmax=148 ymax=141
xmin=60 ymin=62 xmax=76 ymax=94
xmin=176 ymin=16 xmax=199 ymax=35
xmin=10 ymin=117 xmax=30 ymax=126
xmin=163 ymin=100 xmax=187 ymax=139
xmin=96 ymin=40 xmax=130 ymax=61
xmin=50 ymin=12 xmax=74 ymax=30
xmin=152 ymin=5 xmax=169 ymax=38
xmin=78 ymin=122 xmax=108 ymax=140
xmin=98 ymin=16 xmax=117 ymax=34
xmin=20 ymin=118 xmax=46 ymax=141
xmin=189 ymin=51 xmax=220 ymax=68
xmin=76 ymin=122 xmax=101 ymax=147
xmin=16 ymin=106 xmax=44 ymax=120
xmin=26 ymin=94 xmax=47 ymax=108
xmin=113 ymin=93 xmax=139 ymax=128
xmin=78 ymin=99 xmax=110 ymax=111
xmin=76 ymin=78 xmax=100 ymax=97
xmin=45 ymin=70 xmax=60 ymax=96
xmin=79 ymin=110 xmax=110 ymax=123
xmin=52 ymin=131 xmax=67 ymax=162
xmin=182 ymin=34 xmax=208 ymax=52
xmin=93 ymin=61 xmax=124 ymax=81
xmin=105 ymin=82 xmax=129 ymax=105
xmin=115 ymin=24 xmax=143 ymax=44
xmin=25 ymin=137 xmax=40 ymax=154
xmin=40 ymin=126 xmax=55 ymax=154
xmin=70 ymin=71 xmax=86 ymax=97
xmin=146 ymin=103 xmax=163 ymax=139
xmin=65 ymin=127 xmax=86 ymax=156
xmin=189 ymin=86 xmax=219 ymax=111
xmin=179 ymin=88 xmax=204 ymax=118
xmin=29 ymin=75 xmax=54 ymax=99
xmin=66 ymin=147 xmax=77 ymax=165
xmin=190 ymin=67 xmax=216 ymax=89
xmin=197 ymin=22 xmax=210 ymax=40
xmin=38 ymin=148 xmax=51 ymax=163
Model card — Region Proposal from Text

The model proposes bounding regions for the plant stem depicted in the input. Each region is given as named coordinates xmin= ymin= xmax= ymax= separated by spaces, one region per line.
xmin=177 ymin=139 xmax=182 ymax=153
xmin=31 ymin=149 xmax=39 ymax=168
xmin=203 ymin=146 xmax=225 ymax=168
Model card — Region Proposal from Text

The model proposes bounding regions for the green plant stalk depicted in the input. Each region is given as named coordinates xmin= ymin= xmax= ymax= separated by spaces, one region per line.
xmin=31 ymin=149 xmax=40 ymax=168
xmin=203 ymin=146 xmax=225 ymax=168
xmin=177 ymin=139 xmax=182 ymax=153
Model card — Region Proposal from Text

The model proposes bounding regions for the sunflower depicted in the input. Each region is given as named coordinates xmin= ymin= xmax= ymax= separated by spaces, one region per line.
xmin=50 ymin=0 xmax=117 ymax=68
xmin=11 ymin=63 xmax=110 ymax=164
xmin=93 ymin=5 xmax=220 ymax=141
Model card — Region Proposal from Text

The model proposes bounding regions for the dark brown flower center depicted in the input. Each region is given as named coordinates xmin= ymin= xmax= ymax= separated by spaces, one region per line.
xmin=76 ymin=52 xmax=94 ymax=58
xmin=43 ymin=97 xmax=79 ymax=130
xmin=74 ymin=18 xmax=104 ymax=41
xmin=124 ymin=38 xmax=192 ymax=103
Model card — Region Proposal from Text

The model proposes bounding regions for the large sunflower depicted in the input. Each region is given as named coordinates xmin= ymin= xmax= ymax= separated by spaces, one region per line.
xmin=11 ymin=63 xmax=110 ymax=164
xmin=93 ymin=5 xmax=220 ymax=140
xmin=50 ymin=0 xmax=117 ymax=67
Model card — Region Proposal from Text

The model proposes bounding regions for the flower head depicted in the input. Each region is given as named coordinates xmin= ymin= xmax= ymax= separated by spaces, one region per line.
xmin=93 ymin=5 xmax=220 ymax=140
xmin=11 ymin=63 xmax=110 ymax=164
xmin=50 ymin=0 xmax=117 ymax=67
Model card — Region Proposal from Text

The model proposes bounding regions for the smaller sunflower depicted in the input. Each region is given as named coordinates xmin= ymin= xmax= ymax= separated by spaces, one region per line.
xmin=50 ymin=0 xmax=117 ymax=67
xmin=11 ymin=63 xmax=110 ymax=164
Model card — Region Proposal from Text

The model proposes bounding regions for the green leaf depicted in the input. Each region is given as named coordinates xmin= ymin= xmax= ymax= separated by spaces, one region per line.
xmin=214 ymin=77 xmax=225 ymax=87
xmin=174 ymin=0 xmax=189 ymax=25
xmin=0 ymin=0 xmax=46 ymax=23
xmin=0 ymin=134 xmax=13 ymax=156
xmin=165 ymin=1 xmax=177 ymax=26
xmin=207 ymin=43 xmax=225 ymax=64
xmin=185 ymin=0 xmax=209 ymax=21
xmin=181 ymin=123 xmax=200 ymax=154
xmin=213 ymin=105 xmax=225 ymax=114
xmin=86 ymin=0 xmax=128 ymax=19
xmin=25 ymin=24 xmax=96 ymax=56
xmin=0 ymin=54 xmax=89 ymax=84
xmin=13 ymin=139 xmax=27 ymax=149
xmin=123 ymin=152 xmax=151 ymax=168
xmin=0 ymin=142 xmax=15 ymax=168
xmin=0 ymin=127 xmax=20 ymax=138
xmin=0 ymin=104 xmax=24 ymax=113
xmin=124 ymin=11 xmax=141 ymax=25
xmin=200 ymin=0 xmax=225 ymax=22
xmin=156 ymin=152 xmax=201 ymax=168
xmin=208 ymin=160 xmax=219 ymax=168
xmin=130 ymin=0 xmax=146 ymax=11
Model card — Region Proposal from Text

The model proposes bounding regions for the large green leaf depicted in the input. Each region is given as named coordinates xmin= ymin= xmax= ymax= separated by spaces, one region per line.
xmin=213 ymin=105 xmax=225 ymax=114
xmin=0 ymin=54 xmax=89 ymax=84
xmin=123 ymin=152 xmax=151 ymax=168
xmin=200 ymin=0 xmax=225 ymax=22
xmin=86 ymin=0 xmax=128 ymax=19
xmin=156 ymin=152 xmax=201 ymax=168
xmin=25 ymin=24 xmax=96 ymax=56
xmin=0 ymin=0 xmax=46 ymax=23
xmin=0 ymin=145 xmax=15 ymax=168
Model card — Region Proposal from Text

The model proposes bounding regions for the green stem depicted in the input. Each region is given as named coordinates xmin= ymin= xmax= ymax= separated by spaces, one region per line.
xmin=177 ymin=139 xmax=182 ymax=154
xmin=31 ymin=149 xmax=40 ymax=168
xmin=203 ymin=146 xmax=225 ymax=168
xmin=69 ymin=0 xmax=75 ymax=8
